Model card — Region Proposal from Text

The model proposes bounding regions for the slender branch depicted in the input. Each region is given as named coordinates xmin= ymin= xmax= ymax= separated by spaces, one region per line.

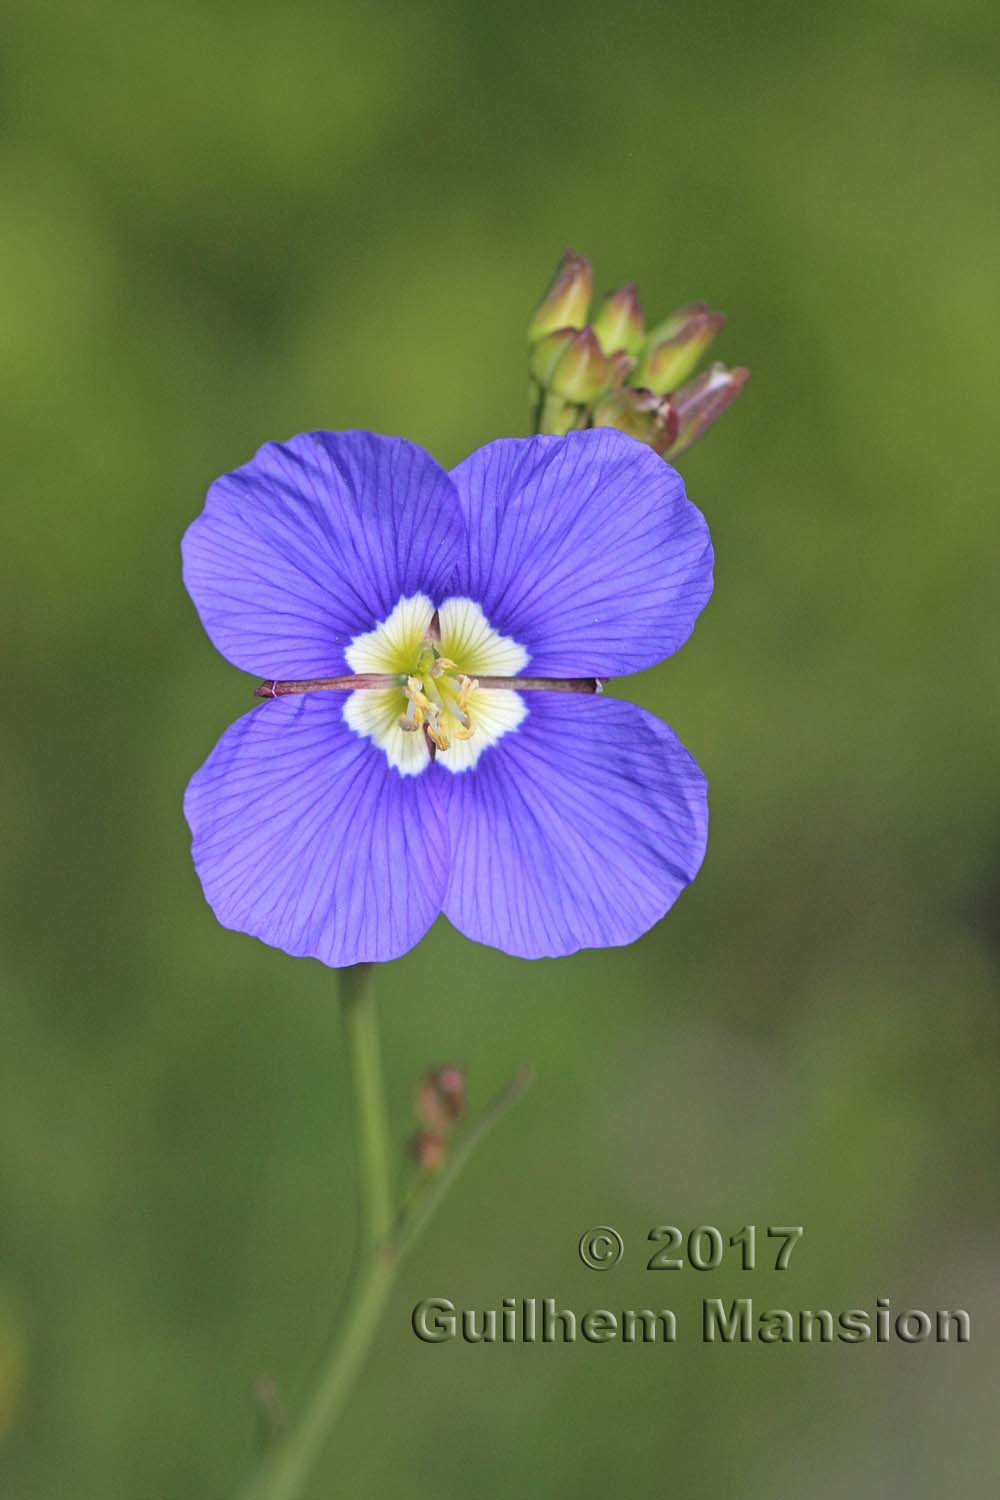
xmin=256 ymin=675 xmax=396 ymax=698
xmin=395 ymin=1066 xmax=533 ymax=1263
xmin=257 ymin=675 xmax=604 ymax=699
xmin=477 ymin=677 xmax=602 ymax=694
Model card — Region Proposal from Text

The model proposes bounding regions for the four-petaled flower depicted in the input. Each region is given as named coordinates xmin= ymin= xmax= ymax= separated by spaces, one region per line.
xmin=182 ymin=428 xmax=713 ymax=965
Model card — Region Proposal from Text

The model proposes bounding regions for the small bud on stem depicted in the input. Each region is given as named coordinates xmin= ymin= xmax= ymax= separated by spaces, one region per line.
xmin=528 ymin=250 xmax=593 ymax=344
xmin=529 ymin=328 xmax=578 ymax=387
xmin=416 ymin=1065 xmax=467 ymax=1134
xmin=592 ymin=283 xmax=645 ymax=357
xmin=527 ymin=256 xmax=747 ymax=457
xmin=409 ymin=1130 xmax=448 ymax=1172
xmin=666 ymin=363 xmax=749 ymax=457
xmin=548 ymin=327 xmax=618 ymax=404
xmin=635 ymin=303 xmax=727 ymax=394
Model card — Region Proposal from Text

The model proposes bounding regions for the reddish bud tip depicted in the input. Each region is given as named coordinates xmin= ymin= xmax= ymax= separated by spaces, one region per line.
xmin=548 ymin=326 xmax=616 ymax=404
xmin=528 ymin=249 xmax=593 ymax=344
xmin=415 ymin=1064 xmax=467 ymax=1133
xmin=666 ymin=363 xmax=749 ymax=457
xmin=637 ymin=305 xmax=727 ymax=394
xmin=592 ymin=283 xmax=645 ymax=357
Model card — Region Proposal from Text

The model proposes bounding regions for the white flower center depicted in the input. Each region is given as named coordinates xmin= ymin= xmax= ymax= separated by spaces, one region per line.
xmin=343 ymin=594 xmax=528 ymax=776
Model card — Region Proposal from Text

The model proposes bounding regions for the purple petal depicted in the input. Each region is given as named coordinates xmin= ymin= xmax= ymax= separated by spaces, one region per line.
xmin=441 ymin=693 xmax=708 ymax=958
xmin=448 ymin=429 xmax=713 ymax=676
xmin=184 ymin=695 xmax=448 ymax=966
xmin=182 ymin=431 xmax=463 ymax=678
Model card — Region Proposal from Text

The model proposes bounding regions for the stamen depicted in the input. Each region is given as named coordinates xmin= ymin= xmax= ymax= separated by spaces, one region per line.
xmin=396 ymin=666 xmax=483 ymax=751
xmin=457 ymin=675 xmax=478 ymax=713
xmin=335 ymin=597 xmax=541 ymax=773
xmin=426 ymin=721 xmax=450 ymax=751
xmin=398 ymin=697 xmax=422 ymax=732
xmin=404 ymin=676 xmax=435 ymax=715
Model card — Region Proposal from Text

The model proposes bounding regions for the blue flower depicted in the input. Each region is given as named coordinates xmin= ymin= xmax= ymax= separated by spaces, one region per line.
xmin=182 ymin=428 xmax=713 ymax=965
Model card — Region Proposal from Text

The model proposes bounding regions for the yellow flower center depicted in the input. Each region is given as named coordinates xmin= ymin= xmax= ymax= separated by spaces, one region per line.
xmin=398 ymin=648 xmax=480 ymax=751
xmin=343 ymin=595 xmax=528 ymax=776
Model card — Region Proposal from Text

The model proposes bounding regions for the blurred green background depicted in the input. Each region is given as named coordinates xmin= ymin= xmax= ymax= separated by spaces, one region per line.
xmin=3 ymin=0 xmax=999 ymax=1494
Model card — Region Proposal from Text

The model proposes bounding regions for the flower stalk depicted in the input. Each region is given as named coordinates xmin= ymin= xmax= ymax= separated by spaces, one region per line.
xmin=340 ymin=964 xmax=395 ymax=1252
xmin=239 ymin=965 xmax=531 ymax=1500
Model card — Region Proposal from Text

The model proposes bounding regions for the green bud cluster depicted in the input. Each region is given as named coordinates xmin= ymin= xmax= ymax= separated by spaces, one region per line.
xmin=528 ymin=250 xmax=748 ymax=460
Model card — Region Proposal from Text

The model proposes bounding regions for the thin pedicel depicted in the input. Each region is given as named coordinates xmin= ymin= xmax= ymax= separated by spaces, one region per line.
xmin=255 ymin=674 xmax=605 ymax=698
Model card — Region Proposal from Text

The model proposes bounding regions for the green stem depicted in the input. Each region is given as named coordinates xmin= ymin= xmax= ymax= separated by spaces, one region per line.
xmin=340 ymin=963 xmax=394 ymax=1250
xmin=242 ymin=1250 xmax=397 ymax=1500
xmin=239 ymin=963 xmax=394 ymax=1500
xmin=239 ymin=966 xmax=530 ymax=1500
xmin=530 ymin=381 xmax=545 ymax=435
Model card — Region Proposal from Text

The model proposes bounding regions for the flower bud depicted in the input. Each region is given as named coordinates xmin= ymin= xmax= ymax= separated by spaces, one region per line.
xmin=636 ymin=303 xmax=726 ymax=394
xmin=528 ymin=250 xmax=593 ymax=344
xmin=528 ymin=327 xmax=578 ymax=387
xmin=592 ymin=283 xmax=645 ymax=357
xmin=592 ymin=386 xmax=679 ymax=456
xmin=415 ymin=1064 xmax=466 ymax=1133
xmin=548 ymin=327 xmax=616 ymax=404
xmin=665 ymin=363 xmax=749 ymax=457
xmin=410 ymin=1130 xmax=448 ymax=1172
